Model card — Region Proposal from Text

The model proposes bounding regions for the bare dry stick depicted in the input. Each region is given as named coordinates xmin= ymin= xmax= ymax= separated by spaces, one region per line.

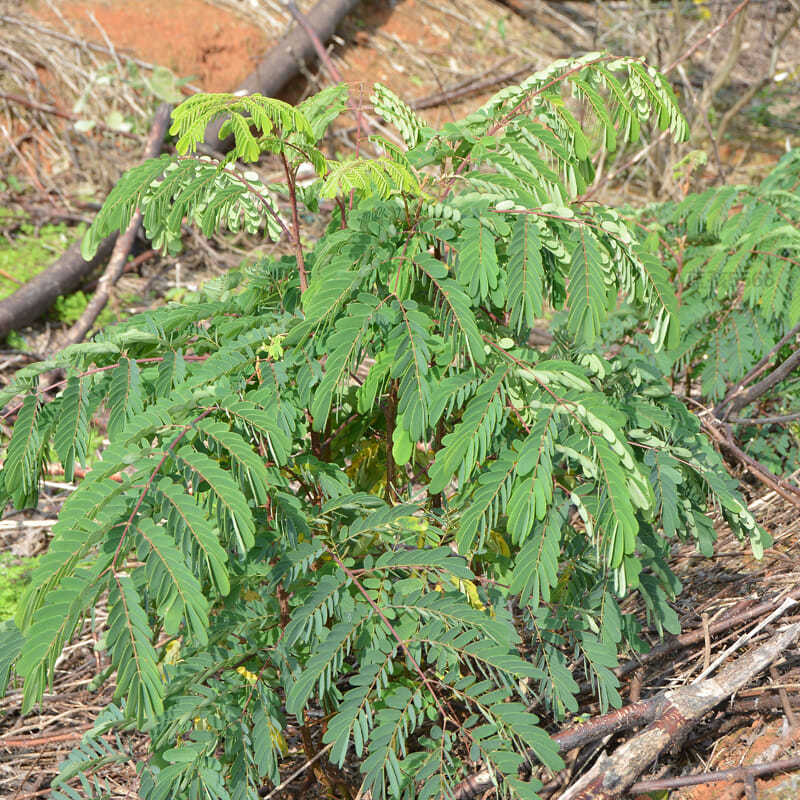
xmin=0 ymin=728 xmax=91 ymax=748
xmin=259 ymin=742 xmax=333 ymax=800
xmin=693 ymin=596 xmax=797 ymax=682
xmin=628 ymin=755 xmax=800 ymax=794
xmin=58 ymin=103 xmax=172 ymax=348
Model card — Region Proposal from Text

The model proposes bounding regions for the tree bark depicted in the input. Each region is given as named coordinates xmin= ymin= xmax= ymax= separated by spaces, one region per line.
xmin=203 ymin=0 xmax=360 ymax=152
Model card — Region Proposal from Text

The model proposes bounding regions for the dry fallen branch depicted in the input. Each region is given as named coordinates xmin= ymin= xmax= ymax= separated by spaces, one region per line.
xmin=0 ymin=236 xmax=116 ymax=340
xmin=628 ymin=754 xmax=800 ymax=794
xmin=453 ymin=622 xmax=800 ymax=800
xmin=558 ymin=623 xmax=800 ymax=800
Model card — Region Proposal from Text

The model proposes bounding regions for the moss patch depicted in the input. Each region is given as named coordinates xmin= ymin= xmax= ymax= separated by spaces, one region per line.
xmin=0 ymin=211 xmax=86 ymax=301
xmin=0 ymin=552 xmax=38 ymax=621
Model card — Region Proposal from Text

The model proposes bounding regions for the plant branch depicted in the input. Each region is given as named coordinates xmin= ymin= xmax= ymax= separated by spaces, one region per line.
xmin=716 ymin=321 xmax=800 ymax=417
xmin=281 ymin=152 xmax=308 ymax=292
xmin=723 ymin=346 xmax=800 ymax=418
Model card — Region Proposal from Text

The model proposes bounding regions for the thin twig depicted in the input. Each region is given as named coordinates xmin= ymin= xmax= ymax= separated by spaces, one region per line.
xmin=694 ymin=596 xmax=798 ymax=682
xmin=629 ymin=755 xmax=800 ymax=793
xmin=259 ymin=742 xmax=333 ymax=800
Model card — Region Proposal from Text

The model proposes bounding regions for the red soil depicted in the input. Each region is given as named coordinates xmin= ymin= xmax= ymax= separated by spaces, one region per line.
xmin=30 ymin=0 xmax=270 ymax=92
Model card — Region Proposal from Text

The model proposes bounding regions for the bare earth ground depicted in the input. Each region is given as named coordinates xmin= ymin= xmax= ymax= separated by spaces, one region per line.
xmin=1 ymin=1 xmax=800 ymax=798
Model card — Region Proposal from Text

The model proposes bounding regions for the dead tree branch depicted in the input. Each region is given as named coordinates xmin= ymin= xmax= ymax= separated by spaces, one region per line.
xmin=558 ymin=623 xmax=800 ymax=800
xmin=453 ymin=622 xmax=800 ymax=800
xmin=628 ymin=755 xmax=800 ymax=794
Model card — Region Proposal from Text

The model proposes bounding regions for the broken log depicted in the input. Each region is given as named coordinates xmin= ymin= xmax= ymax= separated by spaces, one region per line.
xmin=0 ymin=236 xmax=116 ymax=340
xmin=203 ymin=0 xmax=360 ymax=152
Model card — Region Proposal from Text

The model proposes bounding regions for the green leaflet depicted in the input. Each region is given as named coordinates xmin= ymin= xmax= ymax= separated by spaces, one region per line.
xmin=567 ymin=226 xmax=608 ymax=344
xmin=284 ymin=572 xmax=348 ymax=647
xmin=593 ymin=438 xmax=640 ymax=569
xmin=311 ymin=295 xmax=383 ymax=429
xmin=0 ymin=619 xmax=24 ymax=696
xmin=224 ymin=400 xmax=291 ymax=466
xmin=107 ymin=575 xmax=164 ymax=725
xmin=298 ymin=84 xmax=349 ymax=140
xmin=321 ymin=158 xmax=421 ymax=199
xmin=285 ymin=609 xmax=370 ymax=718
xmin=170 ymin=92 xmax=314 ymax=156
xmin=54 ymin=376 xmax=91 ymax=483
xmin=195 ymin=418 xmax=272 ymax=504
xmin=107 ymin=358 xmax=144 ymax=441
xmin=17 ymin=569 xmax=104 ymax=712
xmin=506 ymin=410 xmax=558 ymax=544
xmin=175 ymin=446 xmax=255 ymax=556
xmin=429 ymin=367 xmax=508 ymax=495
xmin=456 ymin=218 xmax=499 ymax=303
xmin=4 ymin=394 xmax=41 ymax=509
xmin=457 ymin=447 xmax=518 ymax=553
xmin=414 ymin=252 xmax=485 ymax=366
xmin=390 ymin=298 xmax=434 ymax=441
xmin=510 ymin=500 xmax=567 ymax=607
xmin=82 ymin=156 xmax=173 ymax=260
xmin=507 ymin=215 xmax=544 ymax=333
xmin=371 ymin=83 xmax=429 ymax=148
xmin=154 ymin=477 xmax=230 ymax=596
xmin=134 ymin=518 xmax=210 ymax=643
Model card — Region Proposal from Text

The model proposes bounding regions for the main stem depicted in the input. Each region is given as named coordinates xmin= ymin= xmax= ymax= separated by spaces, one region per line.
xmin=384 ymin=380 xmax=398 ymax=502
xmin=281 ymin=153 xmax=308 ymax=293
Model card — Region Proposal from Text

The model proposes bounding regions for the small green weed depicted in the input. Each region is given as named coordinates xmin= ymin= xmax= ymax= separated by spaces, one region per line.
xmin=0 ymin=553 xmax=38 ymax=621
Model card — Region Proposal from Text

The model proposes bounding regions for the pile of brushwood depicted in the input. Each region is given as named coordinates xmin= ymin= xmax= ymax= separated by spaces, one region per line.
xmin=1 ymin=51 xmax=800 ymax=800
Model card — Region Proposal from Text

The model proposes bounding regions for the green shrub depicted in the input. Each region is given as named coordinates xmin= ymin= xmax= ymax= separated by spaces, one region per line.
xmin=0 ymin=56 xmax=770 ymax=800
